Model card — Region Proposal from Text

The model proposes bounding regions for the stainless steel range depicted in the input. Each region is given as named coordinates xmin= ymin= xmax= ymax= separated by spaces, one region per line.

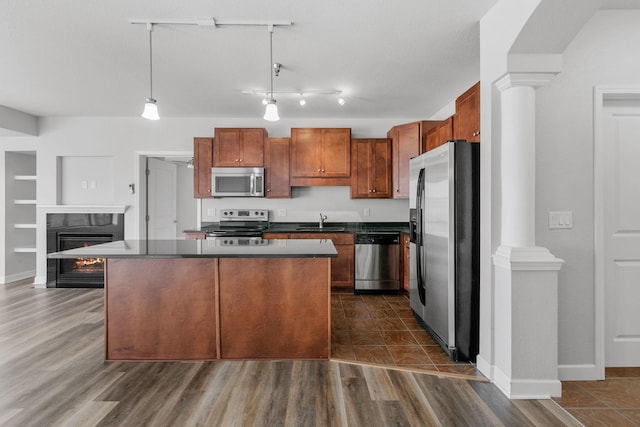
xmin=203 ymin=209 xmax=269 ymax=240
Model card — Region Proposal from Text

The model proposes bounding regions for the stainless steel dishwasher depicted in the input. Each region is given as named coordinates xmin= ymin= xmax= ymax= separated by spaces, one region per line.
xmin=354 ymin=232 xmax=400 ymax=293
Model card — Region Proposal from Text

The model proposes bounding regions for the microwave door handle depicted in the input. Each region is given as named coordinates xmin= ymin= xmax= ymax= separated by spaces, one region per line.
xmin=250 ymin=174 xmax=255 ymax=195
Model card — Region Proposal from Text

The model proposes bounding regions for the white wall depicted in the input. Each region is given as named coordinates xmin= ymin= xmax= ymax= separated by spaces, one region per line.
xmin=0 ymin=116 xmax=417 ymax=285
xmin=535 ymin=10 xmax=640 ymax=374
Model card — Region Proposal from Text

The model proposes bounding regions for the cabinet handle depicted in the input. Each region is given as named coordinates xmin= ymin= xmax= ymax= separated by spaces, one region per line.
xmin=396 ymin=189 xmax=400 ymax=193
xmin=472 ymin=131 xmax=480 ymax=137
xmin=317 ymin=169 xmax=321 ymax=172
xmin=372 ymin=189 xmax=376 ymax=193
xmin=321 ymin=169 xmax=325 ymax=172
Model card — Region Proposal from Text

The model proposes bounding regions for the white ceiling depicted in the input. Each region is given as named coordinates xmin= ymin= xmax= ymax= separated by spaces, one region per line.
xmin=1 ymin=0 xmax=499 ymax=120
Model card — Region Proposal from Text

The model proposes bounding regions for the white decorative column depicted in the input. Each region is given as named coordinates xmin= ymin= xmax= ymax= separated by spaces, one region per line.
xmin=492 ymin=73 xmax=564 ymax=399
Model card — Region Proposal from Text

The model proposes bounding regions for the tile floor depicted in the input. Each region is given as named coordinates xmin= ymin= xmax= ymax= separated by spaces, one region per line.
xmin=332 ymin=292 xmax=640 ymax=426
xmin=553 ymin=368 xmax=640 ymax=426
xmin=330 ymin=292 xmax=482 ymax=378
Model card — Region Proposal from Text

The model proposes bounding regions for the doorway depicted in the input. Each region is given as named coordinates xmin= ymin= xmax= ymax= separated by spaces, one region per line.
xmin=136 ymin=153 xmax=197 ymax=240
xmin=595 ymin=87 xmax=640 ymax=372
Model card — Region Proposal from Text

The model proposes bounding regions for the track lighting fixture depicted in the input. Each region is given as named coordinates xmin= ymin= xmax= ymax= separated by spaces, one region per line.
xmin=141 ymin=23 xmax=159 ymax=120
xmin=338 ymin=97 xmax=346 ymax=106
xmin=263 ymin=26 xmax=280 ymax=121
xmin=299 ymin=94 xmax=306 ymax=106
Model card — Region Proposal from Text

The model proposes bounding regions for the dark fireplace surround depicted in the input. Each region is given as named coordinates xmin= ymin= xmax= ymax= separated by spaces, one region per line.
xmin=47 ymin=213 xmax=124 ymax=288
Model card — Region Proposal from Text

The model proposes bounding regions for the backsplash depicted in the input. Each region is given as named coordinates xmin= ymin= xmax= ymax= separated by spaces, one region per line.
xmin=200 ymin=186 xmax=409 ymax=223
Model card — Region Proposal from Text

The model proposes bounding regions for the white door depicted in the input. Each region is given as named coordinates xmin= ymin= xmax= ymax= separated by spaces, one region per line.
xmin=604 ymin=99 xmax=640 ymax=367
xmin=147 ymin=157 xmax=177 ymax=240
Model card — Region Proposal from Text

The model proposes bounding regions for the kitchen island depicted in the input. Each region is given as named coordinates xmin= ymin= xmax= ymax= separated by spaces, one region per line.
xmin=49 ymin=239 xmax=337 ymax=361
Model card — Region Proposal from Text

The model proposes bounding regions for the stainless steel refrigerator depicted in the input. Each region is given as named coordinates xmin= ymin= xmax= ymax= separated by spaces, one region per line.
xmin=409 ymin=140 xmax=480 ymax=362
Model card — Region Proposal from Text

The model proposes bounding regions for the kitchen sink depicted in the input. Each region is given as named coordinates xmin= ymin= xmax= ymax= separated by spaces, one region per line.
xmin=295 ymin=226 xmax=346 ymax=232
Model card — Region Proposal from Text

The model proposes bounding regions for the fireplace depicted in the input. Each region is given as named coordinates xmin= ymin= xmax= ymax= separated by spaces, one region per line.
xmin=56 ymin=233 xmax=113 ymax=288
xmin=46 ymin=212 xmax=124 ymax=288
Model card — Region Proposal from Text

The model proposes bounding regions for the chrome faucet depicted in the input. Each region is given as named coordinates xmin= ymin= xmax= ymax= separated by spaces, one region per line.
xmin=319 ymin=213 xmax=327 ymax=228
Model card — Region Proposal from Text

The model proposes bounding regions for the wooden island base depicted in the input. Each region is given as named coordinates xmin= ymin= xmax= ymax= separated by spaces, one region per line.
xmin=105 ymin=257 xmax=330 ymax=361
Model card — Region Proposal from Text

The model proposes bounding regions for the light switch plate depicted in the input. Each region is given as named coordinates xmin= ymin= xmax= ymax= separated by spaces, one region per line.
xmin=207 ymin=208 xmax=216 ymax=216
xmin=549 ymin=211 xmax=573 ymax=229
xmin=364 ymin=207 xmax=370 ymax=217
xmin=278 ymin=209 xmax=287 ymax=217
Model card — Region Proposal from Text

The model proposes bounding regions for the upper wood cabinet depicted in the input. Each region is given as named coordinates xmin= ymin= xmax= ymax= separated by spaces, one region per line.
xmin=193 ymin=137 xmax=213 ymax=198
xmin=453 ymin=82 xmax=480 ymax=142
xmin=290 ymin=128 xmax=351 ymax=186
xmin=425 ymin=117 xmax=454 ymax=152
xmin=213 ymin=128 xmax=266 ymax=167
xmin=351 ymin=138 xmax=392 ymax=199
xmin=387 ymin=121 xmax=440 ymax=198
xmin=264 ymin=137 xmax=291 ymax=198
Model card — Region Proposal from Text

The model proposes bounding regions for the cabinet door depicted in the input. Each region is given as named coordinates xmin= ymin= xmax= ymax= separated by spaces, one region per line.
xmin=401 ymin=233 xmax=410 ymax=292
xmin=425 ymin=127 xmax=439 ymax=152
xmin=291 ymin=232 xmax=354 ymax=289
xmin=291 ymin=128 xmax=322 ymax=178
xmin=351 ymin=138 xmax=391 ymax=198
xmin=213 ymin=128 xmax=240 ymax=166
xmin=351 ymin=139 xmax=372 ymax=198
xmin=239 ymin=128 xmax=265 ymax=166
xmin=438 ymin=117 xmax=454 ymax=146
xmin=321 ymin=128 xmax=351 ymax=177
xmin=454 ymin=82 xmax=480 ymax=142
xmin=372 ymin=138 xmax=392 ymax=197
xmin=393 ymin=123 xmax=420 ymax=198
xmin=265 ymin=138 xmax=291 ymax=198
xmin=194 ymin=137 xmax=213 ymax=198
xmin=332 ymin=244 xmax=354 ymax=289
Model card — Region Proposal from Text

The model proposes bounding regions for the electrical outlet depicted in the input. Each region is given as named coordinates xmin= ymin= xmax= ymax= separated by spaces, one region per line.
xmin=549 ymin=211 xmax=573 ymax=229
xmin=89 ymin=180 xmax=96 ymax=190
xmin=207 ymin=208 xmax=216 ymax=216
xmin=364 ymin=207 xmax=370 ymax=217
xmin=278 ymin=208 xmax=287 ymax=217
xmin=81 ymin=180 xmax=87 ymax=190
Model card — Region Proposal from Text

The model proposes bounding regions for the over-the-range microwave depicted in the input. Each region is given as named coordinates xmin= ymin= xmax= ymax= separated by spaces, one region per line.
xmin=211 ymin=167 xmax=265 ymax=197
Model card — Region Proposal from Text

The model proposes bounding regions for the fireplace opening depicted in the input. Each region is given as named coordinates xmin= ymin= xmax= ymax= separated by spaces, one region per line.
xmin=56 ymin=233 xmax=113 ymax=288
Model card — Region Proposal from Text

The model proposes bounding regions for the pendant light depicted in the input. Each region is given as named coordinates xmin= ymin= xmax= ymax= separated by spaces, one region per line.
xmin=263 ymin=26 xmax=279 ymax=121
xmin=141 ymin=23 xmax=160 ymax=120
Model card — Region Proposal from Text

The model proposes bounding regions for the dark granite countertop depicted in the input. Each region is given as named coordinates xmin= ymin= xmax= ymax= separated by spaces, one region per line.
xmin=188 ymin=222 xmax=409 ymax=235
xmin=48 ymin=238 xmax=338 ymax=259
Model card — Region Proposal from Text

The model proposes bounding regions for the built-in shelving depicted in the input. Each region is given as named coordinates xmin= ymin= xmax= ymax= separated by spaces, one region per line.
xmin=13 ymin=175 xmax=37 ymax=181
xmin=14 ymin=248 xmax=37 ymax=253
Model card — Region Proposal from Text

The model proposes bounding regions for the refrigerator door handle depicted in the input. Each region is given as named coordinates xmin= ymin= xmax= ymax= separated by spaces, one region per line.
xmin=416 ymin=167 xmax=426 ymax=306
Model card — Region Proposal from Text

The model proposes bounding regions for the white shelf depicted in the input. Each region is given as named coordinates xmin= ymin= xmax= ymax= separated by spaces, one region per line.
xmin=14 ymin=223 xmax=37 ymax=229
xmin=14 ymin=247 xmax=37 ymax=253
xmin=14 ymin=200 xmax=37 ymax=205
xmin=14 ymin=175 xmax=37 ymax=181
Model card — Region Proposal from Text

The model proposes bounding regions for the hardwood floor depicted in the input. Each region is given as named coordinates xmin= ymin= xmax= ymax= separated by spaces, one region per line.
xmin=0 ymin=279 xmax=580 ymax=426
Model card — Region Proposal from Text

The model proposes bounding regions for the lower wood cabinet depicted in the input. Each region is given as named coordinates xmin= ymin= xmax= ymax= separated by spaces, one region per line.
xmin=264 ymin=232 xmax=355 ymax=290
xmin=106 ymin=258 xmax=218 ymax=360
xmin=401 ymin=233 xmax=410 ymax=292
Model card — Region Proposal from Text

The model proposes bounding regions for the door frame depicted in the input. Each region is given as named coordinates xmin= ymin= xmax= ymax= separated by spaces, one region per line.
xmin=134 ymin=151 xmax=197 ymax=240
xmin=594 ymin=85 xmax=640 ymax=378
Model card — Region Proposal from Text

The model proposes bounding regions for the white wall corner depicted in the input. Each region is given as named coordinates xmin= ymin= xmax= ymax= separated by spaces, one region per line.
xmin=507 ymin=54 xmax=563 ymax=75
xmin=0 ymin=105 xmax=39 ymax=136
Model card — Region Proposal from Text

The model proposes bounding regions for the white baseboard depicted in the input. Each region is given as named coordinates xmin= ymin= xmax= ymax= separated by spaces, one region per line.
xmin=558 ymin=364 xmax=603 ymax=381
xmin=33 ymin=274 xmax=48 ymax=289
xmin=1 ymin=270 xmax=36 ymax=285
xmin=476 ymin=354 xmax=494 ymax=381
xmin=494 ymin=366 xmax=562 ymax=399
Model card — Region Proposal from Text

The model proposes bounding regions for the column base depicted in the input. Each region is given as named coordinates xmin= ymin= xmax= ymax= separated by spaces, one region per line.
xmin=492 ymin=245 xmax=564 ymax=399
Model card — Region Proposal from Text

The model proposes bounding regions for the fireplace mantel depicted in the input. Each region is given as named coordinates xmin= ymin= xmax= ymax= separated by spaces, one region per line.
xmin=38 ymin=205 xmax=128 ymax=214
